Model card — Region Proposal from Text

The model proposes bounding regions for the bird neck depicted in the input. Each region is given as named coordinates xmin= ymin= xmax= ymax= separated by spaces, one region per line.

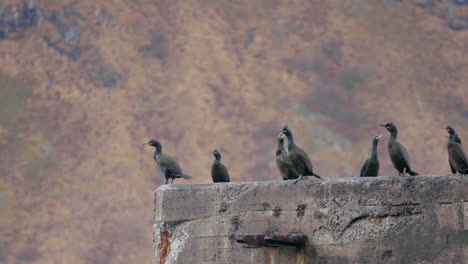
xmin=214 ymin=156 xmax=221 ymax=161
xmin=286 ymin=134 xmax=295 ymax=147
xmin=154 ymin=145 xmax=162 ymax=155
xmin=276 ymin=141 xmax=285 ymax=155
xmin=371 ymin=141 xmax=379 ymax=159
xmin=389 ymin=130 xmax=397 ymax=141
xmin=449 ymin=133 xmax=456 ymax=142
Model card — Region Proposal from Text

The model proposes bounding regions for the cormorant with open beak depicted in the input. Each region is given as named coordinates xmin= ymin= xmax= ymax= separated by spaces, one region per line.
xmin=360 ymin=135 xmax=382 ymax=177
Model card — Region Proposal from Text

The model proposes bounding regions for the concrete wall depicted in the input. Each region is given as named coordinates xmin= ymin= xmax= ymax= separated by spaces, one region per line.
xmin=153 ymin=175 xmax=468 ymax=264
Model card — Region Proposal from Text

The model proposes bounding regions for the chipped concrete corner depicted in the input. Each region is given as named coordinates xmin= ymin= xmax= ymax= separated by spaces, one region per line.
xmin=153 ymin=176 xmax=468 ymax=264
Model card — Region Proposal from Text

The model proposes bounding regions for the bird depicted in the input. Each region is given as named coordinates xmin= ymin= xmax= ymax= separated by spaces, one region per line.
xmin=445 ymin=126 xmax=462 ymax=174
xmin=360 ymin=135 xmax=382 ymax=177
xmin=446 ymin=126 xmax=462 ymax=145
xmin=446 ymin=133 xmax=468 ymax=175
xmin=275 ymin=133 xmax=300 ymax=181
xmin=379 ymin=123 xmax=419 ymax=176
xmin=211 ymin=149 xmax=230 ymax=183
xmin=143 ymin=139 xmax=193 ymax=184
xmin=281 ymin=125 xmax=322 ymax=183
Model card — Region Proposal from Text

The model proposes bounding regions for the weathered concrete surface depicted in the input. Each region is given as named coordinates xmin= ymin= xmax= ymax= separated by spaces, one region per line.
xmin=153 ymin=175 xmax=468 ymax=264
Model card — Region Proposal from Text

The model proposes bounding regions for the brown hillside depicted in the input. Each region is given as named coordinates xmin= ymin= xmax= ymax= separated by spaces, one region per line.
xmin=0 ymin=0 xmax=467 ymax=263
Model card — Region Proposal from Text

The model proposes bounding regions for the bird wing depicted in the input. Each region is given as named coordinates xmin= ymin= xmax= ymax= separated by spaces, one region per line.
xmin=277 ymin=155 xmax=299 ymax=180
xmin=295 ymin=146 xmax=314 ymax=175
xmin=449 ymin=159 xmax=457 ymax=174
xmin=360 ymin=159 xmax=368 ymax=177
xmin=397 ymin=142 xmax=412 ymax=169
xmin=223 ymin=165 xmax=230 ymax=182
xmin=158 ymin=154 xmax=183 ymax=174
xmin=450 ymin=145 xmax=468 ymax=171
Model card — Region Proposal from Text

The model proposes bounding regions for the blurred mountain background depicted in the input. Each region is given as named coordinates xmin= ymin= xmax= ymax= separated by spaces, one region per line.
xmin=0 ymin=0 xmax=467 ymax=263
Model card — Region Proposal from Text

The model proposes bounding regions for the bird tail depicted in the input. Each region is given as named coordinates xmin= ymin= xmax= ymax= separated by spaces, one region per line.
xmin=408 ymin=170 xmax=419 ymax=176
xmin=180 ymin=174 xmax=193 ymax=179
xmin=312 ymin=173 xmax=322 ymax=179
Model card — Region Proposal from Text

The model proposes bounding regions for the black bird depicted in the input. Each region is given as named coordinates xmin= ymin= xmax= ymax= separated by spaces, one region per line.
xmin=445 ymin=126 xmax=462 ymax=174
xmin=281 ymin=125 xmax=322 ymax=182
xmin=275 ymin=133 xmax=300 ymax=181
xmin=446 ymin=133 xmax=468 ymax=175
xmin=211 ymin=149 xmax=230 ymax=183
xmin=144 ymin=139 xmax=193 ymax=184
xmin=446 ymin=126 xmax=462 ymax=145
xmin=360 ymin=135 xmax=382 ymax=177
xmin=380 ymin=123 xmax=419 ymax=176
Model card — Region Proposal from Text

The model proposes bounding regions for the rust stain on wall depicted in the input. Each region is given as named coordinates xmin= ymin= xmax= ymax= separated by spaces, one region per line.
xmin=265 ymin=247 xmax=276 ymax=264
xmin=159 ymin=231 xmax=172 ymax=264
xmin=296 ymin=247 xmax=306 ymax=264
xmin=373 ymin=217 xmax=382 ymax=226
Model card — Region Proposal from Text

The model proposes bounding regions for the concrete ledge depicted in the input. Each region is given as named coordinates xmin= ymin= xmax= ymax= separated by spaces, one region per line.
xmin=153 ymin=175 xmax=468 ymax=264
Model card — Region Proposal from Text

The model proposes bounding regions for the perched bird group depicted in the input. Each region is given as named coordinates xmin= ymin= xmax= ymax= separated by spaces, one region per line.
xmin=275 ymin=126 xmax=322 ymax=183
xmin=144 ymin=123 xmax=467 ymax=184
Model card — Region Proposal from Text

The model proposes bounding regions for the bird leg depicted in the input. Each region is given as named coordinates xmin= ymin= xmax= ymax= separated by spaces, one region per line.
xmin=165 ymin=178 xmax=169 ymax=184
xmin=292 ymin=176 xmax=306 ymax=185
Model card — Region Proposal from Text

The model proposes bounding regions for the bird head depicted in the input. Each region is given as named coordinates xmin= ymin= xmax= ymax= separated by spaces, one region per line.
xmin=278 ymin=132 xmax=286 ymax=143
xmin=372 ymin=135 xmax=382 ymax=144
xmin=445 ymin=126 xmax=455 ymax=135
xmin=379 ymin=122 xmax=396 ymax=133
xmin=143 ymin=139 xmax=161 ymax=148
xmin=281 ymin=125 xmax=292 ymax=137
xmin=212 ymin=149 xmax=221 ymax=159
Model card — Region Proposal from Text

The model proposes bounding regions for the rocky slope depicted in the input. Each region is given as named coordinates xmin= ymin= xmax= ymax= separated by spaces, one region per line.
xmin=0 ymin=0 xmax=467 ymax=263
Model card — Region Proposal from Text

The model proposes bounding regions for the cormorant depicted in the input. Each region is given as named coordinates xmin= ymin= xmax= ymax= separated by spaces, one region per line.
xmin=446 ymin=126 xmax=462 ymax=174
xmin=379 ymin=123 xmax=419 ymax=176
xmin=446 ymin=133 xmax=468 ymax=175
xmin=211 ymin=149 xmax=230 ymax=183
xmin=446 ymin=126 xmax=462 ymax=145
xmin=360 ymin=135 xmax=382 ymax=177
xmin=143 ymin=139 xmax=193 ymax=184
xmin=281 ymin=125 xmax=322 ymax=182
xmin=275 ymin=133 xmax=300 ymax=180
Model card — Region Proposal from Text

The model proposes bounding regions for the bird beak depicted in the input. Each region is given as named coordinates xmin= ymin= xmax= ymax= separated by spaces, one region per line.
xmin=142 ymin=143 xmax=149 ymax=146
xmin=379 ymin=124 xmax=386 ymax=127
xmin=376 ymin=135 xmax=382 ymax=140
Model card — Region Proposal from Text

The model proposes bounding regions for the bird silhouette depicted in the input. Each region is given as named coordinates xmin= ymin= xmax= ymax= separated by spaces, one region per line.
xmin=144 ymin=139 xmax=193 ymax=184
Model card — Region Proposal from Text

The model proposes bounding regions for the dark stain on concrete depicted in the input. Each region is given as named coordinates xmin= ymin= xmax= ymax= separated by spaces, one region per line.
xmin=296 ymin=204 xmax=307 ymax=218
